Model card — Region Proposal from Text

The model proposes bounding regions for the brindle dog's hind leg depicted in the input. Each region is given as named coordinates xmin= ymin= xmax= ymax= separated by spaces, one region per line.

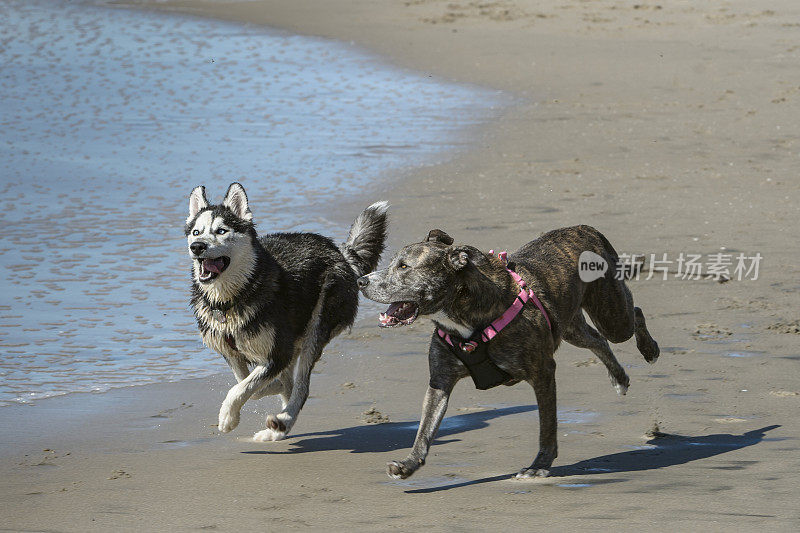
xmin=581 ymin=274 xmax=635 ymax=344
xmin=582 ymin=273 xmax=659 ymax=363
xmin=515 ymin=356 xmax=558 ymax=479
xmin=634 ymin=307 xmax=660 ymax=363
xmin=563 ymin=312 xmax=630 ymax=395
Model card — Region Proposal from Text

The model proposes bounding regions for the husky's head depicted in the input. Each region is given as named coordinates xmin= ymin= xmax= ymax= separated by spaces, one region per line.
xmin=185 ymin=183 xmax=257 ymax=301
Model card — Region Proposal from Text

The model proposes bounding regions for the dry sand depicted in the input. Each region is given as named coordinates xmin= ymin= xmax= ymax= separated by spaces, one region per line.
xmin=2 ymin=0 xmax=800 ymax=530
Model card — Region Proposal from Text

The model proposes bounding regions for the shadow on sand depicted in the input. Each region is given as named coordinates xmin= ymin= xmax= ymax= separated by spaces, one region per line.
xmin=241 ymin=404 xmax=537 ymax=455
xmin=403 ymin=424 xmax=781 ymax=494
xmin=241 ymin=407 xmax=780 ymax=495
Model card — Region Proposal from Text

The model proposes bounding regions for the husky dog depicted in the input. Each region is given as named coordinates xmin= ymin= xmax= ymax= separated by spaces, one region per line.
xmin=358 ymin=225 xmax=659 ymax=479
xmin=186 ymin=183 xmax=388 ymax=441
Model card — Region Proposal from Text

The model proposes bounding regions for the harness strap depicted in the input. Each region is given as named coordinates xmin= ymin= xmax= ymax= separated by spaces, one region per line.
xmin=483 ymin=267 xmax=552 ymax=338
xmin=437 ymin=251 xmax=551 ymax=351
xmin=435 ymin=251 xmax=552 ymax=390
xmin=437 ymin=329 xmax=479 ymax=353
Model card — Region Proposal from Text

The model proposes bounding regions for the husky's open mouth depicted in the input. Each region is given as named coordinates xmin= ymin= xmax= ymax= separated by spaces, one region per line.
xmin=379 ymin=301 xmax=419 ymax=327
xmin=197 ymin=257 xmax=230 ymax=283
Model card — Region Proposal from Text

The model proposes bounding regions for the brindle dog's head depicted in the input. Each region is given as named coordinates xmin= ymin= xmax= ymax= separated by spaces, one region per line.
xmin=357 ymin=229 xmax=499 ymax=327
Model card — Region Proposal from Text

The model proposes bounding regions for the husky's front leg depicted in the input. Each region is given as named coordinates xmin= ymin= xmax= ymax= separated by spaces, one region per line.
xmin=218 ymin=363 xmax=274 ymax=433
xmin=256 ymin=343 xmax=314 ymax=442
xmin=250 ymin=370 xmax=292 ymax=401
xmin=387 ymin=378 xmax=456 ymax=479
xmin=223 ymin=351 xmax=250 ymax=382
xmin=255 ymin=302 xmax=330 ymax=442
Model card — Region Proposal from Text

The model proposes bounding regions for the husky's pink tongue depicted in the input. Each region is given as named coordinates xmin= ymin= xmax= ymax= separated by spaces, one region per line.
xmin=202 ymin=258 xmax=225 ymax=274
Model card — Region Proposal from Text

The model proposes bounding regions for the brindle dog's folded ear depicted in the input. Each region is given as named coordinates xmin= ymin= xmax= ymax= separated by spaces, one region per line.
xmin=447 ymin=246 xmax=471 ymax=270
xmin=426 ymin=229 xmax=454 ymax=245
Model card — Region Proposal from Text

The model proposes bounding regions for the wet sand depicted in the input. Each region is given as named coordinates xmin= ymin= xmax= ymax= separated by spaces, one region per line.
xmin=2 ymin=0 xmax=800 ymax=530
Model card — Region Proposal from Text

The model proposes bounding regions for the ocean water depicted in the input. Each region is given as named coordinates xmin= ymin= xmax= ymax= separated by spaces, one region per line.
xmin=0 ymin=0 xmax=500 ymax=405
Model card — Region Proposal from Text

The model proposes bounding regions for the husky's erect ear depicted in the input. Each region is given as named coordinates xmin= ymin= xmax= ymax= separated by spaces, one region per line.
xmin=187 ymin=186 xmax=209 ymax=223
xmin=426 ymin=229 xmax=454 ymax=245
xmin=222 ymin=182 xmax=252 ymax=221
xmin=446 ymin=246 xmax=472 ymax=271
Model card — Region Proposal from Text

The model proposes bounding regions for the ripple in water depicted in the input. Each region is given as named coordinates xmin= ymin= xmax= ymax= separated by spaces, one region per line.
xmin=0 ymin=0 xmax=500 ymax=405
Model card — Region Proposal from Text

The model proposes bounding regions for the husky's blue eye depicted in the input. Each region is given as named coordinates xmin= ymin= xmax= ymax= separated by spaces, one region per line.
xmin=192 ymin=229 xmax=200 ymax=236
xmin=215 ymin=228 xmax=227 ymax=235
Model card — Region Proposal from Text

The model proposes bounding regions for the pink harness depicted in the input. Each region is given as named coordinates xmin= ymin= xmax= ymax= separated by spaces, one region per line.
xmin=437 ymin=251 xmax=552 ymax=353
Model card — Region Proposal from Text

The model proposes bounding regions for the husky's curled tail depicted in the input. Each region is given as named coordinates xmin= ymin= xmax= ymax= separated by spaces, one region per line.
xmin=341 ymin=201 xmax=389 ymax=277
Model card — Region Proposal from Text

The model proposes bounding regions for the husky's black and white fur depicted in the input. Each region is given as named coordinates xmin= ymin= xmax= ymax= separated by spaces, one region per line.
xmin=186 ymin=183 xmax=388 ymax=441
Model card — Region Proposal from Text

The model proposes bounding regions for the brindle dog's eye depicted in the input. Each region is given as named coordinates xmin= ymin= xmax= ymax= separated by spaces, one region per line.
xmin=216 ymin=228 xmax=227 ymax=235
xmin=398 ymin=263 xmax=409 ymax=269
xmin=192 ymin=229 xmax=200 ymax=236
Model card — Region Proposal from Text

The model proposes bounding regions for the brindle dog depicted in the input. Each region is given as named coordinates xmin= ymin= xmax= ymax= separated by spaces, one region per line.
xmin=357 ymin=225 xmax=660 ymax=479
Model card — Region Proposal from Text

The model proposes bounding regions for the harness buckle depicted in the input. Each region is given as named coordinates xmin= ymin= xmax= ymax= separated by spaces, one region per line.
xmin=461 ymin=341 xmax=478 ymax=353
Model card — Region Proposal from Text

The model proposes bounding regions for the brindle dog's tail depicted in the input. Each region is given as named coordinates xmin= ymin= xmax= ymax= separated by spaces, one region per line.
xmin=341 ymin=201 xmax=389 ymax=277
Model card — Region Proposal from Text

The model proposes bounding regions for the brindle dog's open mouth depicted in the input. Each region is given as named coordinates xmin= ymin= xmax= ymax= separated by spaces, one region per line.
xmin=379 ymin=301 xmax=419 ymax=327
xmin=197 ymin=256 xmax=230 ymax=283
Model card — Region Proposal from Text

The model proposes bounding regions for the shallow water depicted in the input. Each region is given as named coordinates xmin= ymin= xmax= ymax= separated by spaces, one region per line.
xmin=0 ymin=0 xmax=499 ymax=405
xmin=723 ymin=351 xmax=763 ymax=358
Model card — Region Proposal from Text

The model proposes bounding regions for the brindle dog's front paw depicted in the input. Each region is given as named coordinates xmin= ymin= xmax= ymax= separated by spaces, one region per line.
xmin=515 ymin=450 xmax=556 ymax=479
xmin=514 ymin=467 xmax=550 ymax=479
xmin=386 ymin=459 xmax=419 ymax=480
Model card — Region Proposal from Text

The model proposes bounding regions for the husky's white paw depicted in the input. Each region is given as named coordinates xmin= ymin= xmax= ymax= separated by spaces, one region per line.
xmin=252 ymin=428 xmax=286 ymax=442
xmin=254 ymin=413 xmax=292 ymax=441
xmin=218 ymin=402 xmax=240 ymax=433
xmin=614 ymin=382 xmax=629 ymax=396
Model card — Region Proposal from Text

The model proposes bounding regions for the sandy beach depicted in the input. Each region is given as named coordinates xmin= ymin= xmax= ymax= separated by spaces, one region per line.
xmin=2 ymin=0 xmax=800 ymax=530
